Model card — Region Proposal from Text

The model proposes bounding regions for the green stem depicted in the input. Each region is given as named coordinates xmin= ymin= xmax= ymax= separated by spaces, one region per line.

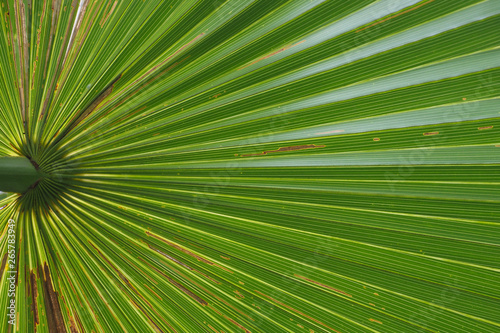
xmin=0 ymin=156 xmax=41 ymax=193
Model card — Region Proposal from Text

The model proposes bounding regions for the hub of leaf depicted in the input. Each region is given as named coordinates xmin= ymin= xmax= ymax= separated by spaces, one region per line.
xmin=0 ymin=156 xmax=41 ymax=193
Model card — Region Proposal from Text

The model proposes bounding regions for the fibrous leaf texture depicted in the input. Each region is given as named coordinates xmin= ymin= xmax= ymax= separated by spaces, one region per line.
xmin=0 ymin=0 xmax=499 ymax=332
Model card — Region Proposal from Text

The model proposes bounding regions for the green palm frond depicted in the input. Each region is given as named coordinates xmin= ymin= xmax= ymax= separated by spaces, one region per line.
xmin=1 ymin=0 xmax=499 ymax=332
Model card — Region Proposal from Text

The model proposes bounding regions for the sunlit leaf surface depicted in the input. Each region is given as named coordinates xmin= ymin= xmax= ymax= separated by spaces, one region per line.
xmin=1 ymin=1 xmax=499 ymax=332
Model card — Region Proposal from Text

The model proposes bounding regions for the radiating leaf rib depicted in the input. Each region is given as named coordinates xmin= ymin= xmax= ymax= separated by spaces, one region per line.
xmin=1 ymin=1 xmax=499 ymax=332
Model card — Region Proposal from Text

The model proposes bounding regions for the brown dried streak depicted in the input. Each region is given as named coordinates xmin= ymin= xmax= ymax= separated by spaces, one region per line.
xmin=294 ymin=274 xmax=352 ymax=297
xmin=241 ymin=144 xmax=325 ymax=157
xmin=60 ymin=73 xmax=122 ymax=138
xmin=0 ymin=253 xmax=7 ymax=278
xmin=223 ymin=315 xmax=251 ymax=333
xmin=239 ymin=40 xmax=305 ymax=70
xmin=30 ymin=270 xmax=39 ymax=326
xmin=42 ymin=263 xmax=65 ymax=333
xmin=145 ymin=260 xmax=208 ymax=306
xmin=63 ymin=0 xmax=87 ymax=68
xmin=89 ymin=241 xmax=137 ymax=292
xmin=234 ymin=290 xmax=245 ymax=299
xmin=40 ymin=0 xmax=78 ymax=119
xmin=69 ymin=315 xmax=79 ymax=333
xmin=208 ymin=305 xmax=223 ymax=316
xmin=74 ymin=312 xmax=84 ymax=332
xmin=130 ymin=299 xmax=166 ymax=333
xmin=101 ymin=1 xmax=117 ymax=27
xmin=146 ymin=231 xmax=232 ymax=273
xmin=145 ymin=244 xmax=221 ymax=285
xmin=31 ymin=0 xmax=48 ymax=89
xmin=148 ymin=244 xmax=194 ymax=271
xmin=356 ymin=0 xmax=434 ymax=33
xmin=144 ymin=284 xmax=162 ymax=301
xmin=101 ymin=34 xmax=205 ymax=109
xmin=255 ymin=290 xmax=341 ymax=333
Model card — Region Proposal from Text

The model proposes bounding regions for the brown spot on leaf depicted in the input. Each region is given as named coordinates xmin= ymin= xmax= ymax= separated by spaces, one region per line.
xmin=478 ymin=126 xmax=493 ymax=130
xmin=234 ymin=290 xmax=245 ymax=299
xmin=294 ymin=274 xmax=352 ymax=297
xmin=373 ymin=138 xmax=380 ymax=141
xmin=423 ymin=131 xmax=439 ymax=136
xmin=369 ymin=318 xmax=383 ymax=324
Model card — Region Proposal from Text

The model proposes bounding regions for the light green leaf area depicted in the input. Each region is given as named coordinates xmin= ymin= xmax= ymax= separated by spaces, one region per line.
xmin=0 ymin=0 xmax=499 ymax=332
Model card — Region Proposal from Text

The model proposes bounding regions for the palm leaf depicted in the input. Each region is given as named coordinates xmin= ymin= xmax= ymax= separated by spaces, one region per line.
xmin=1 ymin=0 xmax=499 ymax=332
